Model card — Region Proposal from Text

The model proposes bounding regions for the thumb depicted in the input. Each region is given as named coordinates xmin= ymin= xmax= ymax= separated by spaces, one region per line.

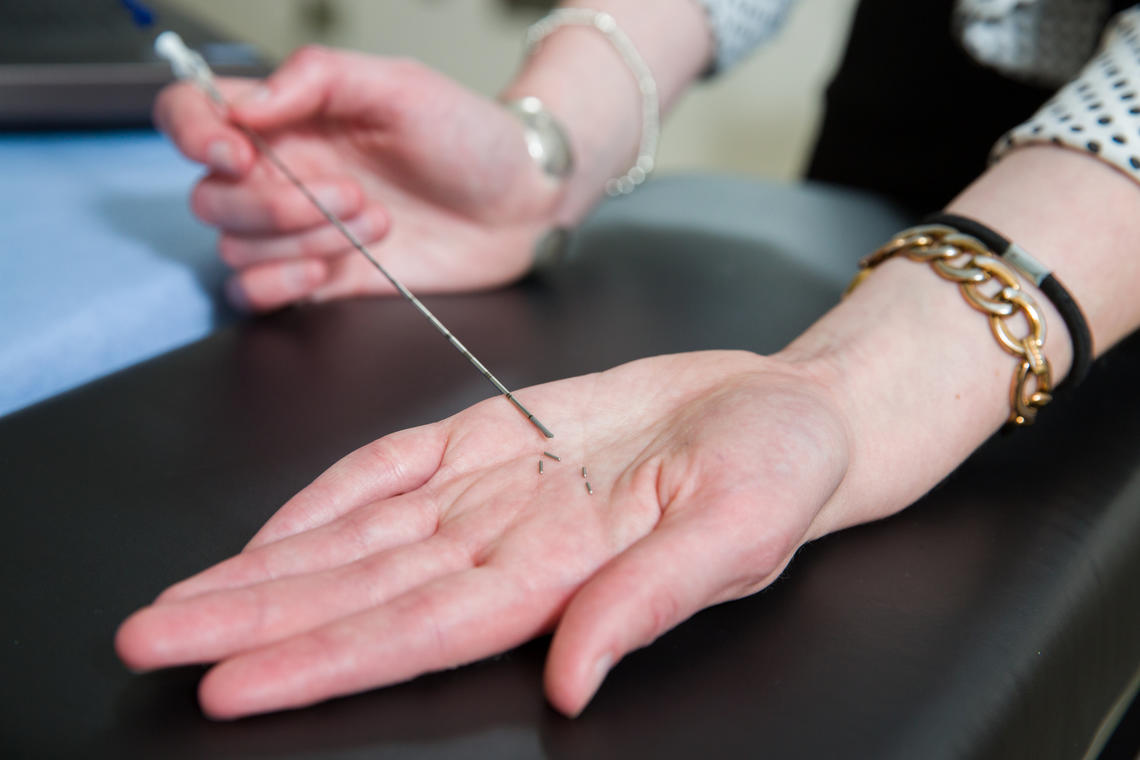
xmin=231 ymin=45 xmax=413 ymax=130
xmin=543 ymin=501 xmax=796 ymax=718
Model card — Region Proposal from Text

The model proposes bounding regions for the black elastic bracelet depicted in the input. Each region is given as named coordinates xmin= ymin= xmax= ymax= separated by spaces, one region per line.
xmin=923 ymin=212 xmax=1094 ymax=389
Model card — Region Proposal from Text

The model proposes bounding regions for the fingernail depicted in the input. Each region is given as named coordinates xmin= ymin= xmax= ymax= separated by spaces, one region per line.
xmin=283 ymin=261 xmax=324 ymax=293
xmin=312 ymin=185 xmax=351 ymax=217
xmin=306 ymin=286 xmax=334 ymax=305
xmin=241 ymin=84 xmax=272 ymax=104
xmin=206 ymin=139 xmax=239 ymax=175
xmin=347 ymin=210 xmax=374 ymax=241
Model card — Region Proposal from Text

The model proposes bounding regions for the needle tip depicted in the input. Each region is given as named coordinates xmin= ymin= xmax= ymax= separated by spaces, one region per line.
xmin=530 ymin=417 xmax=554 ymax=439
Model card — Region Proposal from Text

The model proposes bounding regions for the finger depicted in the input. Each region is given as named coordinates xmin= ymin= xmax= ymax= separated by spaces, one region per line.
xmin=304 ymin=220 xmax=541 ymax=303
xmin=304 ymin=251 xmax=396 ymax=303
xmin=218 ymin=204 xmax=389 ymax=267
xmin=191 ymin=174 xmax=366 ymax=235
xmin=117 ymin=536 xmax=472 ymax=671
xmin=224 ymin=260 xmax=329 ymax=312
xmin=245 ymin=425 xmax=447 ymax=550
xmin=156 ymin=489 xmax=440 ymax=604
xmin=153 ymin=79 xmax=260 ymax=176
xmin=543 ymin=506 xmax=796 ymax=717
xmin=195 ymin=565 xmax=563 ymax=719
xmin=229 ymin=46 xmax=421 ymax=131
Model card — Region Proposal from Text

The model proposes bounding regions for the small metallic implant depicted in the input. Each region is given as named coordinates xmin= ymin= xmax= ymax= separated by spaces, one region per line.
xmin=581 ymin=466 xmax=588 ymax=478
xmin=585 ymin=482 xmax=594 ymax=496
xmin=543 ymin=452 xmax=561 ymax=462
xmin=538 ymin=460 xmax=544 ymax=475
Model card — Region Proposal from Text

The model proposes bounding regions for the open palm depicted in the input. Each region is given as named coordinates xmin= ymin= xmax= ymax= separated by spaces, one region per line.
xmin=117 ymin=351 xmax=851 ymax=718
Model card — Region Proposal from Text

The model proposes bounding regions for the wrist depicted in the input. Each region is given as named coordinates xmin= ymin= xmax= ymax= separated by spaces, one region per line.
xmin=775 ymin=252 xmax=1050 ymax=534
xmin=774 ymin=145 xmax=1140 ymax=533
xmin=947 ymin=145 xmax=1140 ymax=354
xmin=500 ymin=28 xmax=637 ymax=226
xmin=498 ymin=0 xmax=712 ymax=224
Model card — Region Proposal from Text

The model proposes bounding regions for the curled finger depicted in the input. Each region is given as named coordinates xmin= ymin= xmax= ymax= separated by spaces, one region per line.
xmin=218 ymin=204 xmax=389 ymax=267
xmin=224 ymin=259 xmax=329 ymax=312
xmin=153 ymin=78 xmax=260 ymax=176
xmin=192 ymin=174 xmax=366 ymax=235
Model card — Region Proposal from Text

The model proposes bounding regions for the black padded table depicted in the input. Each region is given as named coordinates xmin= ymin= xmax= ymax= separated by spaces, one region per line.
xmin=4 ymin=180 xmax=1139 ymax=759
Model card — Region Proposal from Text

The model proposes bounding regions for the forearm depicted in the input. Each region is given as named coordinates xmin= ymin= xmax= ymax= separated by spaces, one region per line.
xmin=780 ymin=145 xmax=1140 ymax=536
xmin=498 ymin=0 xmax=714 ymax=224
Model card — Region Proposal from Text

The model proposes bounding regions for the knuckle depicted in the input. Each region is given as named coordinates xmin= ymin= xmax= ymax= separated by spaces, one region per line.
xmin=755 ymin=530 xmax=798 ymax=576
xmin=367 ymin=207 xmax=390 ymax=240
xmin=302 ymin=623 xmax=344 ymax=662
xmin=266 ymin=192 xmax=301 ymax=229
xmin=151 ymin=85 xmax=176 ymax=134
xmin=300 ymin=226 xmax=346 ymax=259
xmin=216 ymin=236 xmax=247 ymax=267
xmin=641 ymin=588 xmax=682 ymax=645
xmin=295 ymin=231 xmax=322 ymax=259
xmin=232 ymin=271 xmax=274 ymax=311
xmin=151 ymin=82 xmax=192 ymax=134
xmin=289 ymin=44 xmax=331 ymax=72
xmin=362 ymin=437 xmax=403 ymax=480
xmin=399 ymin=592 xmax=450 ymax=662
xmin=344 ymin=255 xmax=386 ymax=296
xmin=340 ymin=508 xmax=376 ymax=558
xmin=153 ymin=82 xmax=214 ymax=155
xmin=385 ymin=56 xmax=428 ymax=80
xmin=381 ymin=57 xmax=434 ymax=106
xmin=729 ymin=531 xmax=799 ymax=598
xmin=731 ymin=559 xmax=791 ymax=600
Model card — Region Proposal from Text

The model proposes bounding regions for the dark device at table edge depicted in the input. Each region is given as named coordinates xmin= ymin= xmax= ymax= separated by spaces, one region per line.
xmin=0 ymin=0 xmax=270 ymax=130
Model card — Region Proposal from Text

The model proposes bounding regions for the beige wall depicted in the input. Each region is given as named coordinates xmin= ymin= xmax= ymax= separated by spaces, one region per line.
xmin=166 ymin=0 xmax=858 ymax=178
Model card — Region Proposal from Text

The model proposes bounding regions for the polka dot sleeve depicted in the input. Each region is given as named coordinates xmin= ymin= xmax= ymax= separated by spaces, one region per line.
xmin=692 ymin=0 xmax=796 ymax=74
xmin=994 ymin=7 xmax=1140 ymax=182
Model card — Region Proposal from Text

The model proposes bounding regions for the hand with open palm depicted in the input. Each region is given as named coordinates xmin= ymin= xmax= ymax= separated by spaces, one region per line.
xmin=116 ymin=351 xmax=852 ymax=718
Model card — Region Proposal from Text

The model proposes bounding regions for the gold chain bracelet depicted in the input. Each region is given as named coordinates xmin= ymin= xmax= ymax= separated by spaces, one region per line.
xmin=847 ymin=224 xmax=1053 ymax=426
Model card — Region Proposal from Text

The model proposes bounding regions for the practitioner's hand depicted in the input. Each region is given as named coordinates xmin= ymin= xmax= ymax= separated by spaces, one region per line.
xmin=154 ymin=46 xmax=562 ymax=311
xmin=115 ymin=351 xmax=853 ymax=719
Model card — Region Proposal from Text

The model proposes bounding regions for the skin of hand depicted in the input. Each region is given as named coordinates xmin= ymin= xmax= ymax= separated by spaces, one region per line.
xmin=115 ymin=351 xmax=853 ymax=719
xmin=153 ymin=0 xmax=713 ymax=313
xmin=114 ymin=144 xmax=1140 ymax=721
xmin=154 ymin=46 xmax=565 ymax=312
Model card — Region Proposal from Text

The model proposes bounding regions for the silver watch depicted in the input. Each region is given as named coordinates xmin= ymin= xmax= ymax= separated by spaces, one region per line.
xmin=502 ymin=96 xmax=574 ymax=180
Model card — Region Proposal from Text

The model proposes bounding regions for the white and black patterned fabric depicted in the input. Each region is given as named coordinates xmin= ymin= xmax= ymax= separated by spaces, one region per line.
xmin=995 ymin=7 xmax=1140 ymax=181
xmin=692 ymin=0 xmax=794 ymax=72
xmin=695 ymin=0 xmax=1117 ymax=82
xmin=694 ymin=0 xmax=1140 ymax=197
xmin=954 ymin=0 xmax=1113 ymax=86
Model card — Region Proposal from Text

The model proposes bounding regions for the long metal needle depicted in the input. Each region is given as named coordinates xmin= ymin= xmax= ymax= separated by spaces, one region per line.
xmin=156 ymin=33 xmax=554 ymax=439
xmin=244 ymin=129 xmax=554 ymax=439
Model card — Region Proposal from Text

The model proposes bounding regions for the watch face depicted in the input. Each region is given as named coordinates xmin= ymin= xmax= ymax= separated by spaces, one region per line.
xmin=505 ymin=97 xmax=574 ymax=179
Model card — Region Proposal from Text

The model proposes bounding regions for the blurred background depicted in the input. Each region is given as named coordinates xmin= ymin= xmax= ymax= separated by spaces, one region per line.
xmin=0 ymin=0 xmax=858 ymax=417
xmin=162 ymin=0 xmax=859 ymax=179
